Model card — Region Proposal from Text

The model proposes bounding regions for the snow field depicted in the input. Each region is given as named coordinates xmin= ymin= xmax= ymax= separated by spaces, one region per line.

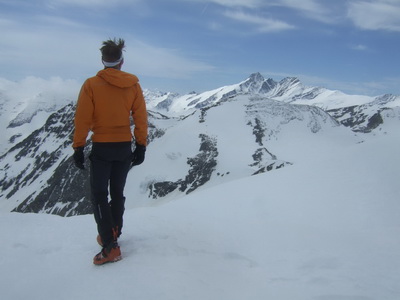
xmin=1 ymin=129 xmax=399 ymax=300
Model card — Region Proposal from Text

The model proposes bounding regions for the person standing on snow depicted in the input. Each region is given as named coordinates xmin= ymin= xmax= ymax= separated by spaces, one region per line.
xmin=72 ymin=38 xmax=148 ymax=265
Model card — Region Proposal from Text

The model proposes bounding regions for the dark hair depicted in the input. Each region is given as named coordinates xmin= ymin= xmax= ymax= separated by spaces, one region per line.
xmin=100 ymin=38 xmax=125 ymax=62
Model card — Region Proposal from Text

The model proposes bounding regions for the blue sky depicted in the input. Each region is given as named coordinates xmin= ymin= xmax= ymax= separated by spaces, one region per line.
xmin=1 ymin=0 xmax=399 ymax=96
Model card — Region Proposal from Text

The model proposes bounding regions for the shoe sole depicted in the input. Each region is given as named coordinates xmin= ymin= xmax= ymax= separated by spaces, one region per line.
xmin=113 ymin=255 xmax=122 ymax=262
xmin=94 ymin=255 xmax=122 ymax=265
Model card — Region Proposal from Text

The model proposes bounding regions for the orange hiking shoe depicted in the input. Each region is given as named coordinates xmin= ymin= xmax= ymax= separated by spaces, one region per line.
xmin=93 ymin=242 xmax=122 ymax=265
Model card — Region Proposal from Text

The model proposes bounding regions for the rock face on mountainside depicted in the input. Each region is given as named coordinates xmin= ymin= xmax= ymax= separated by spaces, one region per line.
xmin=0 ymin=103 xmax=91 ymax=215
xmin=148 ymin=133 xmax=218 ymax=199
xmin=0 ymin=73 xmax=399 ymax=216
xmin=327 ymin=94 xmax=400 ymax=133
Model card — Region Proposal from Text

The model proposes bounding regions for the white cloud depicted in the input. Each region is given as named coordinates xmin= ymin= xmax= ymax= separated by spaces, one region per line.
xmin=188 ymin=0 xmax=264 ymax=9
xmin=196 ymin=0 xmax=339 ymax=24
xmin=0 ymin=15 xmax=100 ymax=79
xmin=351 ymin=44 xmax=368 ymax=51
xmin=223 ymin=10 xmax=295 ymax=33
xmin=1 ymin=0 xmax=216 ymax=81
xmin=123 ymin=39 xmax=215 ymax=79
xmin=0 ymin=76 xmax=80 ymax=103
xmin=0 ymin=11 xmax=215 ymax=82
xmin=348 ymin=0 xmax=400 ymax=32
xmin=274 ymin=0 xmax=327 ymax=15
xmin=261 ymin=0 xmax=348 ymax=25
xmin=46 ymin=0 xmax=142 ymax=8
xmin=192 ymin=0 xmax=324 ymax=13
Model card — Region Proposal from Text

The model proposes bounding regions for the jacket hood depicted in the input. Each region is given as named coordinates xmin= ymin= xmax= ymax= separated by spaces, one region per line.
xmin=97 ymin=68 xmax=138 ymax=88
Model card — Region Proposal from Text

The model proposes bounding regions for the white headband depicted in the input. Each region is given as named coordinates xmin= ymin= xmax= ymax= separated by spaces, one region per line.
xmin=102 ymin=55 xmax=124 ymax=67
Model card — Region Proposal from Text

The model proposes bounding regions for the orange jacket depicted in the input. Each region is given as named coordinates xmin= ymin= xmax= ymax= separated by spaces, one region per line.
xmin=73 ymin=68 xmax=148 ymax=148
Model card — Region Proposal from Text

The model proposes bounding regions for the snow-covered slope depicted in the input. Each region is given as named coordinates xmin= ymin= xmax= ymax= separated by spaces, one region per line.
xmin=125 ymin=94 xmax=347 ymax=208
xmin=1 ymin=127 xmax=399 ymax=300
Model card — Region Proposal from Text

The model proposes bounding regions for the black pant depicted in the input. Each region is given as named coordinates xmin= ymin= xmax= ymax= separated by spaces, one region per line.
xmin=90 ymin=142 xmax=132 ymax=247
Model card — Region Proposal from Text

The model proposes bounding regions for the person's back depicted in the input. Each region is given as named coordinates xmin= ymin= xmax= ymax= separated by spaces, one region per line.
xmin=73 ymin=68 xmax=147 ymax=147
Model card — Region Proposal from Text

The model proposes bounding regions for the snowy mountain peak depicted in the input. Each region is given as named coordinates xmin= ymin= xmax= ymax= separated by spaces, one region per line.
xmin=239 ymin=72 xmax=274 ymax=94
xmin=371 ymin=94 xmax=400 ymax=107
xmin=247 ymin=72 xmax=265 ymax=84
xmin=146 ymin=73 xmax=303 ymax=113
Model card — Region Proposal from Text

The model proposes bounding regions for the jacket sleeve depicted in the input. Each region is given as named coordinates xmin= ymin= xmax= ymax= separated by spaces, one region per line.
xmin=73 ymin=80 xmax=94 ymax=148
xmin=131 ymin=83 xmax=148 ymax=146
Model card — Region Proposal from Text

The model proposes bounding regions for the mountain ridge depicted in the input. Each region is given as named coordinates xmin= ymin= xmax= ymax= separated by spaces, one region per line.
xmin=144 ymin=72 xmax=399 ymax=114
xmin=0 ymin=73 xmax=399 ymax=215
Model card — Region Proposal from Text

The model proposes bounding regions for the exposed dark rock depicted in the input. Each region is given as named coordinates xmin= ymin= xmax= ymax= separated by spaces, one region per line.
xmin=327 ymin=106 xmax=384 ymax=133
xmin=148 ymin=134 xmax=218 ymax=199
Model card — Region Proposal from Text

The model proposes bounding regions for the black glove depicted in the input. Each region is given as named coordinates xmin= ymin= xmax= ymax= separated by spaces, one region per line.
xmin=73 ymin=147 xmax=85 ymax=169
xmin=131 ymin=143 xmax=146 ymax=166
